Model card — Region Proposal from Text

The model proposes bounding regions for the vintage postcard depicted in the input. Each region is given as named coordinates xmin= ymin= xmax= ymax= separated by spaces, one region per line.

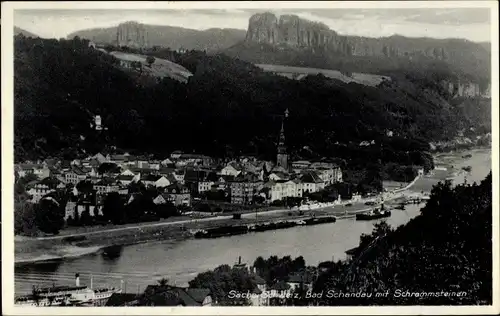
xmin=2 ymin=1 xmax=499 ymax=315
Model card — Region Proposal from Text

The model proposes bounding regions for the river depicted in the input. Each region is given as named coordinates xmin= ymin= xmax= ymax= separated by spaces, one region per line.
xmin=14 ymin=148 xmax=491 ymax=295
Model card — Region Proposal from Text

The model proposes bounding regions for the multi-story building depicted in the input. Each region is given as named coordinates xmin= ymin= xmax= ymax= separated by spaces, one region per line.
xmin=177 ymin=154 xmax=213 ymax=167
xmin=265 ymin=179 xmax=302 ymax=202
xmin=94 ymin=178 xmax=120 ymax=195
xmin=220 ymin=164 xmax=242 ymax=177
xmin=229 ymin=178 xmax=264 ymax=205
xmin=65 ymin=166 xmax=89 ymax=184
xmin=16 ymin=164 xmax=51 ymax=179
xmin=315 ymin=167 xmax=342 ymax=185
xmin=26 ymin=177 xmax=65 ymax=203
xmin=198 ymin=181 xmax=215 ymax=194
xmin=300 ymin=171 xmax=325 ymax=194
xmin=162 ymin=184 xmax=191 ymax=206
xmin=290 ymin=160 xmax=311 ymax=173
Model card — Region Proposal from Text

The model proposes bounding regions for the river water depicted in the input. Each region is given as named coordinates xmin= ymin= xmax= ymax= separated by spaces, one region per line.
xmin=15 ymin=149 xmax=491 ymax=295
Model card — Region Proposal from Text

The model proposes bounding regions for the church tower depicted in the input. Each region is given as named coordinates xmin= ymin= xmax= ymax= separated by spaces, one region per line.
xmin=276 ymin=110 xmax=289 ymax=170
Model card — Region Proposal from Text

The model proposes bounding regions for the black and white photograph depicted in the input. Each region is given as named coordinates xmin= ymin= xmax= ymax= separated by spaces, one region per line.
xmin=2 ymin=1 xmax=498 ymax=314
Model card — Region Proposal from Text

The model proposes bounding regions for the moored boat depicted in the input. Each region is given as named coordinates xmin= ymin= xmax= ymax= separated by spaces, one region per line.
xmin=356 ymin=208 xmax=391 ymax=221
xmin=15 ymin=274 xmax=122 ymax=306
xmin=395 ymin=203 xmax=406 ymax=210
xmin=303 ymin=216 xmax=337 ymax=225
xmin=194 ymin=225 xmax=248 ymax=239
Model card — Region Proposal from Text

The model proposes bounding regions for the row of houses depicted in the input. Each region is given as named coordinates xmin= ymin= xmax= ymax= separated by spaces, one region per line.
xmin=17 ymin=152 xmax=343 ymax=208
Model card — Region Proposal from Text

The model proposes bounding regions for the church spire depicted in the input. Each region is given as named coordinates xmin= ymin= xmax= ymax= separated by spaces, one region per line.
xmin=278 ymin=119 xmax=286 ymax=152
xmin=276 ymin=109 xmax=289 ymax=169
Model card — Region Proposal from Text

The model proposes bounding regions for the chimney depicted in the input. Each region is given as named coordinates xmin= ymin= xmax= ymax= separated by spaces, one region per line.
xmin=90 ymin=274 xmax=93 ymax=289
xmin=75 ymin=273 xmax=80 ymax=287
xmin=238 ymin=256 xmax=242 ymax=265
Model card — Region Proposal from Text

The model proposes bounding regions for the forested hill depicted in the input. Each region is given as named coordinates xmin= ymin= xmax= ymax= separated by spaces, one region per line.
xmin=225 ymin=13 xmax=490 ymax=85
xmin=223 ymin=41 xmax=490 ymax=88
xmin=14 ymin=27 xmax=40 ymax=38
xmin=67 ymin=24 xmax=246 ymax=52
xmin=313 ymin=173 xmax=492 ymax=305
xmin=14 ymin=36 xmax=490 ymax=170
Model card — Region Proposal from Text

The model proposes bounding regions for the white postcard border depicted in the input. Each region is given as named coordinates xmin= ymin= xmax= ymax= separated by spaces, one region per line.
xmin=2 ymin=1 xmax=499 ymax=315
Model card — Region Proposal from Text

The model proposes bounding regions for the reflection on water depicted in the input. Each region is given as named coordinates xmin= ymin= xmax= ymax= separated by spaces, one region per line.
xmin=14 ymin=149 xmax=491 ymax=295
xmin=15 ymin=204 xmax=423 ymax=294
xmin=17 ymin=260 xmax=63 ymax=275
xmin=101 ymin=245 xmax=124 ymax=260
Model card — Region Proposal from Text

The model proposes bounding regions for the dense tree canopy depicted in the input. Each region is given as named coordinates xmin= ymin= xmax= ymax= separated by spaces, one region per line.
xmin=14 ymin=36 xmax=490 ymax=184
xmin=188 ymin=264 xmax=257 ymax=305
xmin=312 ymin=173 xmax=492 ymax=305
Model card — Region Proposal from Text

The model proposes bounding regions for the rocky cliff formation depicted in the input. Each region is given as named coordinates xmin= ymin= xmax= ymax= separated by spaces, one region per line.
xmin=116 ymin=21 xmax=148 ymax=48
xmin=246 ymin=13 xmax=351 ymax=54
xmin=441 ymin=81 xmax=490 ymax=98
xmin=244 ymin=12 xmax=457 ymax=58
xmin=244 ymin=13 xmax=490 ymax=77
xmin=68 ymin=22 xmax=246 ymax=52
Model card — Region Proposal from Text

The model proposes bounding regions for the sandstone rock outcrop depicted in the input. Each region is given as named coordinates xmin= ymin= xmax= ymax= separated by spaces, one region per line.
xmin=245 ymin=13 xmax=454 ymax=59
xmin=116 ymin=21 xmax=148 ymax=48
xmin=440 ymin=81 xmax=489 ymax=98
xmin=245 ymin=12 xmax=351 ymax=54
xmin=245 ymin=12 xmax=279 ymax=44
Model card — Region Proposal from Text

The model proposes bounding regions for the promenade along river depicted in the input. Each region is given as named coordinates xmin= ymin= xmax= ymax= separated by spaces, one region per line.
xmin=15 ymin=149 xmax=491 ymax=295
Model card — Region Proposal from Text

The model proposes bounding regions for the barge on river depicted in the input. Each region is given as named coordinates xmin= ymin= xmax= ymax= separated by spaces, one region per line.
xmin=194 ymin=225 xmax=248 ymax=239
xmin=192 ymin=215 xmax=338 ymax=239
xmin=356 ymin=208 xmax=392 ymax=221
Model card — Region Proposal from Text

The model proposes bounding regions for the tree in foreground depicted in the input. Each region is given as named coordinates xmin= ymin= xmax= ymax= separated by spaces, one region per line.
xmin=313 ymin=173 xmax=492 ymax=305
xmin=146 ymin=55 xmax=156 ymax=67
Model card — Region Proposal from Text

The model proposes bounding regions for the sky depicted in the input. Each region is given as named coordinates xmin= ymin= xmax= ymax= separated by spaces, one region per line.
xmin=14 ymin=7 xmax=492 ymax=42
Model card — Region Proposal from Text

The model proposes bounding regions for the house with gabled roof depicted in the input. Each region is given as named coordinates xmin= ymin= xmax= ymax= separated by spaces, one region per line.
xmin=170 ymin=150 xmax=183 ymax=160
xmin=149 ymin=160 xmax=161 ymax=170
xmin=220 ymin=163 xmax=241 ymax=177
xmin=26 ymin=176 xmax=65 ymax=203
xmin=184 ymin=169 xmax=213 ymax=194
xmin=161 ymin=158 xmax=174 ymax=166
xmin=263 ymin=179 xmax=301 ymax=202
xmin=65 ymin=165 xmax=89 ymax=184
xmin=300 ymin=171 xmax=325 ymax=193
xmin=229 ymin=174 xmax=263 ymax=205
xmin=140 ymin=174 xmax=171 ymax=188
xmin=94 ymin=177 xmax=119 ymax=194
xmin=18 ymin=163 xmax=51 ymax=179
xmin=116 ymin=174 xmax=134 ymax=186
xmin=159 ymin=166 xmax=175 ymax=176
xmin=173 ymin=169 xmax=185 ymax=184
xmin=162 ymin=183 xmax=191 ymax=206
xmin=291 ymin=160 xmax=312 ymax=172
xmin=142 ymin=285 xmax=212 ymax=306
xmin=93 ymin=152 xmax=108 ymax=164
xmin=286 ymin=272 xmax=315 ymax=291
xmin=105 ymin=293 xmax=140 ymax=306
xmin=153 ymin=194 xmax=167 ymax=205
xmin=142 ymin=174 xmax=161 ymax=187
xmin=121 ymin=169 xmax=135 ymax=176
xmin=155 ymin=176 xmax=171 ymax=188
xmin=268 ymin=171 xmax=289 ymax=182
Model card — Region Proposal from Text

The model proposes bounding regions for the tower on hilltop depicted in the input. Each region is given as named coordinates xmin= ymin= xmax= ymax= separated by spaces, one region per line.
xmin=276 ymin=109 xmax=289 ymax=170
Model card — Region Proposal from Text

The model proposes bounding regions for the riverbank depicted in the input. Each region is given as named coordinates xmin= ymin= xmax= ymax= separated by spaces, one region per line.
xmin=14 ymin=205 xmax=374 ymax=265
xmin=14 ymin=147 xmax=489 ymax=265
